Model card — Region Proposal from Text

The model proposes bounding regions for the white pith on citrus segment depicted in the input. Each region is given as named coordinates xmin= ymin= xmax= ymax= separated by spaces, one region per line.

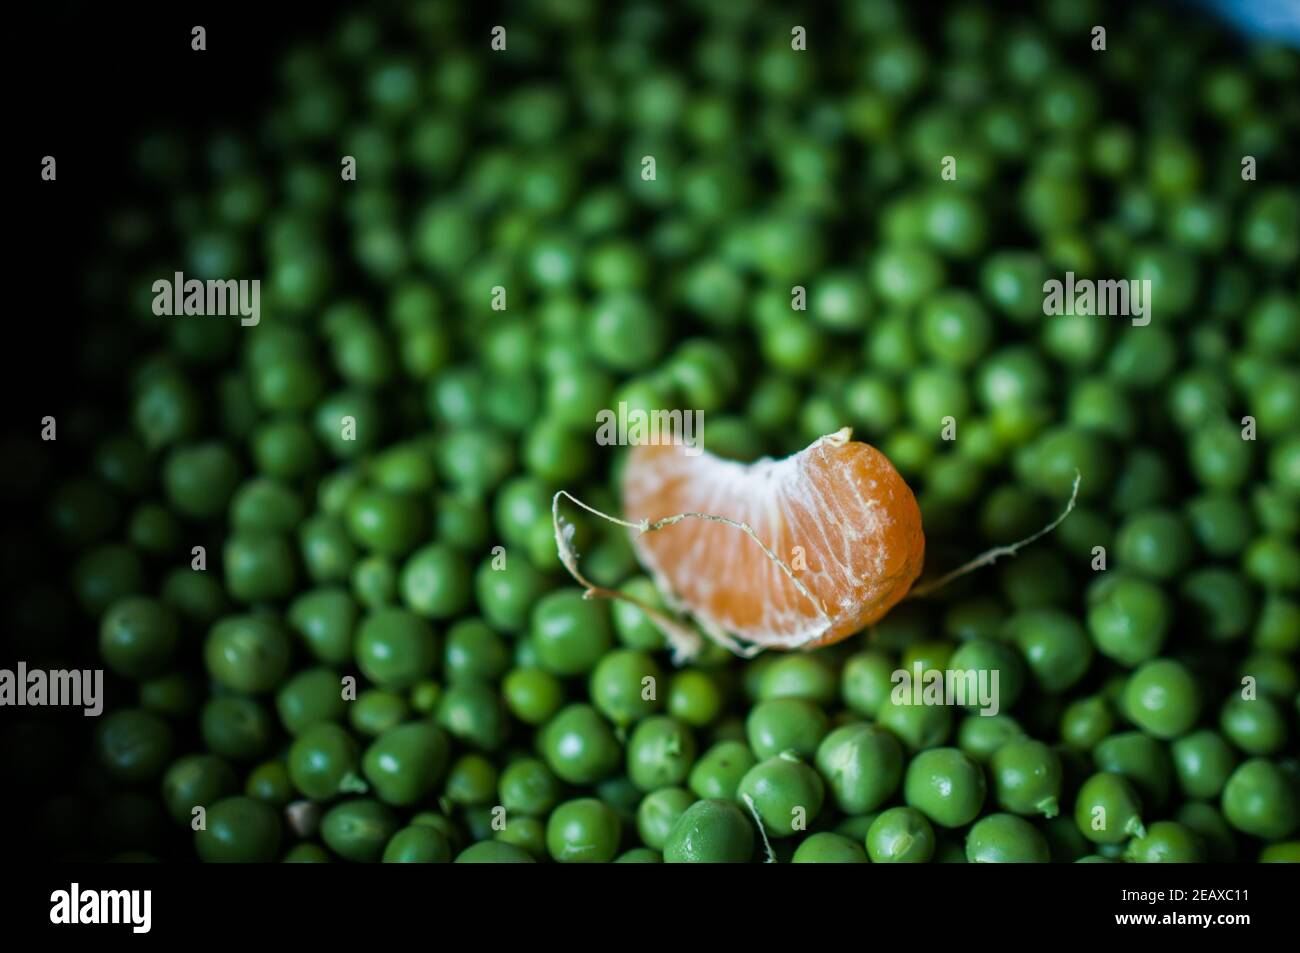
xmin=622 ymin=428 xmax=925 ymax=651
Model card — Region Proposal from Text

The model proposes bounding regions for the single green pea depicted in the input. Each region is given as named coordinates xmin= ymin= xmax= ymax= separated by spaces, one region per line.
xmin=354 ymin=608 xmax=437 ymax=690
xmin=475 ymin=555 xmax=549 ymax=633
xmin=163 ymin=442 xmax=242 ymax=520
xmin=287 ymin=587 xmax=357 ymax=666
xmin=531 ymin=589 xmax=613 ymax=677
xmin=399 ymin=543 xmax=471 ymax=619
xmin=990 ymin=738 xmax=1063 ymax=818
xmin=161 ymin=755 xmax=239 ymax=826
xmin=1124 ymin=821 xmax=1206 ymax=863
xmin=904 ymin=747 xmax=987 ymax=828
xmin=321 ymin=798 xmax=399 ymax=863
xmin=815 ymin=722 xmax=904 ymax=814
xmin=1008 ymin=608 xmax=1094 ymax=692
xmin=99 ymin=597 xmax=178 ymax=680
xmin=245 ymin=761 xmax=294 ymax=807
xmin=866 ymin=807 xmax=936 ymax=863
xmin=841 ymin=650 xmax=896 ymax=717
xmin=746 ymin=697 xmax=830 ymax=760
xmin=666 ymin=669 xmax=725 ymax=727
xmin=195 ymin=796 xmax=282 ymax=863
xmin=1086 ymin=575 xmax=1170 ymax=666
xmin=1222 ymin=758 xmax=1298 ymax=840
xmin=877 ymin=696 xmax=954 ymax=752
xmin=382 ymin=825 xmax=452 ymax=863
xmin=436 ymin=681 xmax=506 ymax=754
xmin=636 ymin=787 xmax=697 ymax=852
xmin=627 ymin=716 xmax=697 ymax=791
xmin=345 ymin=488 xmax=425 ymax=557
xmin=1094 ymin=731 xmax=1174 ymax=810
xmin=1220 ymin=694 xmax=1288 ymax=756
xmin=966 ymin=813 xmax=1050 ymax=863
xmin=1059 ymin=696 xmax=1114 ymax=751
xmin=688 ymin=740 xmax=758 ymax=802
xmin=502 ymin=667 xmax=564 ymax=725
xmin=538 ymin=704 xmax=621 ymax=785
xmin=1123 ymin=659 xmax=1201 ymax=739
xmin=1074 ymin=772 xmax=1146 ymax=844
xmin=957 ymin=713 xmax=1026 ymax=763
xmin=663 ymin=798 xmax=754 ymax=863
xmin=791 ymin=831 xmax=869 ymax=863
xmin=546 ymin=798 xmax=622 ymax=863
xmin=495 ymin=815 xmax=547 ymax=859
xmin=454 ymin=841 xmax=536 ymax=863
xmin=442 ymin=618 xmax=510 ymax=683
xmin=444 ymin=753 xmax=499 ymax=807
xmin=498 ymin=757 xmax=560 ymax=817
xmin=298 ymin=515 xmax=359 ymax=585
xmin=201 ymin=696 xmax=274 ymax=761
xmin=204 ymin=615 xmax=291 ymax=694
xmin=276 ymin=667 xmax=346 ymax=735
xmin=361 ymin=722 xmax=451 ymax=806
xmin=948 ymin=638 xmax=1026 ymax=712
xmin=288 ymin=723 xmax=363 ymax=801
xmin=1171 ymin=730 xmax=1238 ymax=800
xmin=589 ymin=649 xmax=663 ymax=726
xmin=756 ymin=654 xmax=838 ymax=705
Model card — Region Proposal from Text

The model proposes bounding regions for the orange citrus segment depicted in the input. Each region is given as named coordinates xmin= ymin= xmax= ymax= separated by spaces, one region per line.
xmin=622 ymin=429 xmax=925 ymax=651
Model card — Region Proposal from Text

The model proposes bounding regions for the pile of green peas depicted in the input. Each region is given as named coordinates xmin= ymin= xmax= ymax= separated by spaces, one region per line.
xmin=14 ymin=0 xmax=1300 ymax=863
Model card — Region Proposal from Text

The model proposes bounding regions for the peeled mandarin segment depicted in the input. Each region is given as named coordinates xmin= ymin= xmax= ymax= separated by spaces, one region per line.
xmin=622 ymin=430 xmax=924 ymax=651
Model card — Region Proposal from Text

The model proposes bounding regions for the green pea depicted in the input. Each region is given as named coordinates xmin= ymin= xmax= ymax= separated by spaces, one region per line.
xmin=195 ymin=796 xmax=282 ymax=863
xmin=362 ymin=722 xmax=451 ymax=806
xmin=498 ymin=757 xmax=560 ymax=817
xmin=957 ymin=714 xmax=1026 ymax=763
xmin=1008 ymin=609 xmax=1093 ymax=692
xmin=345 ymin=488 xmax=425 ymax=557
xmin=204 ymin=615 xmax=291 ymax=694
xmin=444 ymin=753 xmax=498 ymax=807
xmin=437 ymin=679 xmax=509 ymax=750
xmin=815 ymin=723 xmax=904 ymax=814
xmin=1059 ymin=695 xmax=1113 ymax=751
xmin=1123 ymin=659 xmax=1201 ymax=739
xmin=688 ymin=740 xmax=758 ymax=802
xmin=904 ymin=747 xmax=987 ymax=828
xmin=990 ymin=738 xmax=1063 ymax=818
xmin=502 ymin=667 xmax=564 ymax=725
xmin=531 ymin=590 xmax=613 ymax=676
xmin=399 ymin=543 xmax=471 ymax=619
xmin=756 ymin=655 xmax=838 ymax=704
xmin=866 ymin=807 xmax=936 ymax=863
xmin=626 ymin=716 xmax=697 ymax=791
xmin=746 ymin=697 xmax=830 ymax=760
xmin=288 ymin=723 xmax=362 ymax=801
xmin=475 ymin=554 xmax=548 ymax=632
xmin=201 ymin=696 xmax=274 ymax=761
xmin=590 ymin=649 xmax=663 ymax=726
xmin=288 ymin=587 xmax=357 ymax=665
xmin=383 ymin=825 xmax=452 ymax=863
xmin=1087 ymin=575 xmax=1169 ymax=666
xmin=666 ymin=669 xmax=725 ymax=727
xmin=162 ymin=755 xmax=238 ymax=826
xmin=442 ymin=618 xmax=510 ymax=683
xmin=99 ymin=597 xmax=178 ymax=680
xmin=546 ymin=798 xmax=622 ymax=863
xmin=1170 ymin=730 xmax=1238 ymax=800
xmin=276 ymin=667 xmax=346 ymax=735
xmin=1074 ymin=772 xmax=1146 ymax=845
xmin=163 ymin=442 xmax=242 ymax=520
xmin=636 ymin=787 xmax=696 ymax=852
xmin=538 ymin=704 xmax=621 ymax=785
xmin=791 ymin=832 xmax=869 ymax=863
xmin=966 ymin=813 xmax=1050 ymax=863
xmin=1094 ymin=731 xmax=1174 ymax=810
xmin=455 ymin=841 xmax=536 ymax=863
xmin=841 ymin=650 xmax=896 ymax=717
xmin=354 ymin=608 xmax=437 ymax=690
xmin=663 ymin=799 xmax=754 ymax=863
xmin=320 ymin=798 xmax=399 ymax=863
xmin=1220 ymin=694 xmax=1288 ymax=755
xmin=877 ymin=696 xmax=953 ymax=752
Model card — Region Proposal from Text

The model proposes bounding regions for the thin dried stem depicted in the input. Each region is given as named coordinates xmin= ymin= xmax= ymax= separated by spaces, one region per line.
xmin=908 ymin=471 xmax=1082 ymax=599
